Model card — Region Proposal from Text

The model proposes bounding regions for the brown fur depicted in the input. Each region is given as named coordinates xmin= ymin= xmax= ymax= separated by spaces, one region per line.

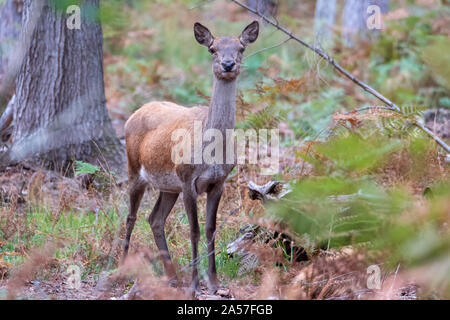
xmin=125 ymin=101 xmax=208 ymax=176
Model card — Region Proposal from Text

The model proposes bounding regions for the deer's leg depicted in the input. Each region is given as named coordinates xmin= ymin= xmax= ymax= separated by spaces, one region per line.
xmin=183 ymin=190 xmax=200 ymax=292
xmin=123 ymin=179 xmax=146 ymax=260
xmin=205 ymin=183 xmax=223 ymax=293
xmin=149 ymin=192 xmax=179 ymax=285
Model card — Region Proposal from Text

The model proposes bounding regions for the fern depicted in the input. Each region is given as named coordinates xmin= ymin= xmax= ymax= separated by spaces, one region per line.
xmin=74 ymin=161 xmax=100 ymax=176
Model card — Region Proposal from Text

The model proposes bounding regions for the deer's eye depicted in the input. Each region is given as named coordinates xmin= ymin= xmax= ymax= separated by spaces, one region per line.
xmin=239 ymin=47 xmax=245 ymax=54
xmin=208 ymin=47 xmax=216 ymax=54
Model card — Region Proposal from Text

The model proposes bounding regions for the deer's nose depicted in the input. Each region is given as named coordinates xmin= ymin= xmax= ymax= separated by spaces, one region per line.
xmin=221 ymin=60 xmax=235 ymax=72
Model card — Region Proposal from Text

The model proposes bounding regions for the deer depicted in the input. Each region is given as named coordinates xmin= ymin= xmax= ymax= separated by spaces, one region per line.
xmin=122 ymin=21 xmax=259 ymax=294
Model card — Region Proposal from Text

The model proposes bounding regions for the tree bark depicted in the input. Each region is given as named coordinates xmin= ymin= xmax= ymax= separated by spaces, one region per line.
xmin=342 ymin=0 xmax=389 ymax=47
xmin=246 ymin=0 xmax=277 ymax=18
xmin=4 ymin=0 xmax=125 ymax=174
xmin=314 ymin=0 xmax=337 ymax=49
xmin=0 ymin=0 xmax=23 ymax=109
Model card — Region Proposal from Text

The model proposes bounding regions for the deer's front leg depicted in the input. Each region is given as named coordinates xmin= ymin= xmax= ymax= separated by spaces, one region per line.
xmin=183 ymin=189 xmax=200 ymax=293
xmin=206 ymin=183 xmax=223 ymax=293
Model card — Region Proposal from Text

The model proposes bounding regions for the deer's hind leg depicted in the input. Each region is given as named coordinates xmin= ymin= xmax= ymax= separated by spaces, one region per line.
xmin=123 ymin=178 xmax=147 ymax=260
xmin=148 ymin=191 xmax=179 ymax=285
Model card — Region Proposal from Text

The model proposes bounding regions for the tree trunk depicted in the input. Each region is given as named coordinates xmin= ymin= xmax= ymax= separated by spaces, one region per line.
xmin=314 ymin=0 xmax=337 ymax=48
xmin=246 ymin=0 xmax=277 ymax=18
xmin=0 ymin=0 xmax=23 ymax=109
xmin=342 ymin=0 xmax=389 ymax=47
xmin=4 ymin=0 xmax=125 ymax=174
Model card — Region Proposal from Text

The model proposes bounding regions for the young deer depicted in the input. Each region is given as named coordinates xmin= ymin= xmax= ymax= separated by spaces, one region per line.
xmin=123 ymin=21 xmax=259 ymax=293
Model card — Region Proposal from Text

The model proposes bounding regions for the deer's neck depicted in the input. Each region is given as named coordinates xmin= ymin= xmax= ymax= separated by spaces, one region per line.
xmin=205 ymin=78 xmax=236 ymax=133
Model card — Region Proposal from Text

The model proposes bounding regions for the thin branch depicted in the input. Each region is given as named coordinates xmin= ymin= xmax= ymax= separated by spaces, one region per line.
xmin=230 ymin=0 xmax=450 ymax=154
xmin=387 ymin=264 xmax=401 ymax=299
xmin=244 ymin=36 xmax=291 ymax=60
xmin=413 ymin=121 xmax=450 ymax=153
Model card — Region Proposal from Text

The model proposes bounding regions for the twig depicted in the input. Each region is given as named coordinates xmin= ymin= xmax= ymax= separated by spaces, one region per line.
xmin=387 ymin=263 xmax=401 ymax=299
xmin=244 ymin=36 xmax=291 ymax=60
xmin=413 ymin=121 xmax=450 ymax=154
xmin=230 ymin=0 xmax=450 ymax=154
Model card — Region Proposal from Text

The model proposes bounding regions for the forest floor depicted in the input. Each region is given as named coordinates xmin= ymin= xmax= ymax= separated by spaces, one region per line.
xmin=0 ymin=158 xmax=422 ymax=300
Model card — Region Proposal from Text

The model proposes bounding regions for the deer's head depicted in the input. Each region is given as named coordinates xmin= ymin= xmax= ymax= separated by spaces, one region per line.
xmin=194 ymin=21 xmax=259 ymax=81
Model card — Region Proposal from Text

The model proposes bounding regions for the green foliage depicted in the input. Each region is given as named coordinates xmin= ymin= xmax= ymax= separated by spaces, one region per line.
xmin=313 ymin=133 xmax=402 ymax=174
xmin=239 ymin=104 xmax=287 ymax=131
xmin=268 ymin=130 xmax=412 ymax=251
xmin=284 ymin=87 xmax=348 ymax=140
xmin=48 ymin=0 xmax=82 ymax=12
xmin=422 ymin=36 xmax=450 ymax=91
xmin=268 ymin=124 xmax=449 ymax=294
xmin=74 ymin=161 xmax=116 ymax=192
xmin=74 ymin=161 xmax=100 ymax=176
xmin=99 ymin=0 xmax=130 ymax=38
xmin=376 ymin=182 xmax=450 ymax=267
xmin=369 ymin=11 xmax=450 ymax=109
xmin=1 ymin=205 xmax=123 ymax=270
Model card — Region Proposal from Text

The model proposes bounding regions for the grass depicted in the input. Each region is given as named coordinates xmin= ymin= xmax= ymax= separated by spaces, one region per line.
xmin=0 ymin=182 xmax=249 ymax=288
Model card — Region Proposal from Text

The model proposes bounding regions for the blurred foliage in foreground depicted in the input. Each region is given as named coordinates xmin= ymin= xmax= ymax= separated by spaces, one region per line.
xmin=267 ymin=114 xmax=449 ymax=297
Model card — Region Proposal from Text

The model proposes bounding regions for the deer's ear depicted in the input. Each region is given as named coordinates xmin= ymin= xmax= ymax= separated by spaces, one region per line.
xmin=240 ymin=21 xmax=259 ymax=46
xmin=194 ymin=22 xmax=214 ymax=47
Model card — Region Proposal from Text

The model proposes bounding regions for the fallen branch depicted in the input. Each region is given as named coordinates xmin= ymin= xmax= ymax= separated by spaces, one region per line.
xmin=230 ymin=0 xmax=450 ymax=154
xmin=248 ymin=180 xmax=291 ymax=203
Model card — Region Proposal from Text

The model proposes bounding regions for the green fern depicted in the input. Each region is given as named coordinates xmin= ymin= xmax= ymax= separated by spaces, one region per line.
xmin=74 ymin=161 xmax=100 ymax=176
